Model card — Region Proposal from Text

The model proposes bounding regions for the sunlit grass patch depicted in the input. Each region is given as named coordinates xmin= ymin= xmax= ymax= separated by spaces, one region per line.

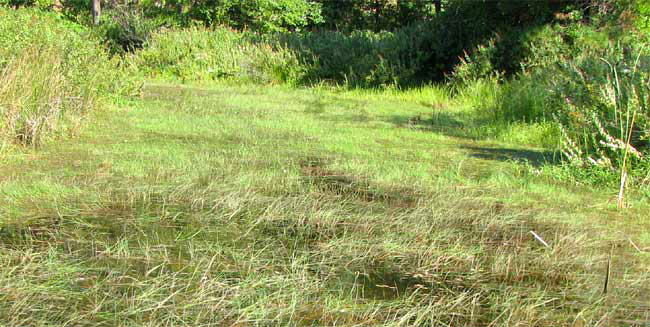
xmin=1 ymin=82 xmax=648 ymax=326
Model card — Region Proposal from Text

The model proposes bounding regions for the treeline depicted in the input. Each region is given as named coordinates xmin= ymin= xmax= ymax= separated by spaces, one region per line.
xmin=1 ymin=0 xmax=642 ymax=88
xmin=0 ymin=0 xmax=603 ymax=32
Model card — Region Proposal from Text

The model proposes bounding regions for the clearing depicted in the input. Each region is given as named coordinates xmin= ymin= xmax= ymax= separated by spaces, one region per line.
xmin=1 ymin=83 xmax=649 ymax=326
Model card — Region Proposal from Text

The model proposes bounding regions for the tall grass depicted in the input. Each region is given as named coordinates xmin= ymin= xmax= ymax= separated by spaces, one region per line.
xmin=0 ymin=48 xmax=82 ymax=146
xmin=131 ymin=26 xmax=304 ymax=84
xmin=0 ymin=8 xmax=136 ymax=147
xmin=130 ymin=23 xmax=436 ymax=88
xmin=2 ymin=82 xmax=648 ymax=326
xmin=272 ymin=24 xmax=434 ymax=87
xmin=450 ymin=22 xmax=649 ymax=191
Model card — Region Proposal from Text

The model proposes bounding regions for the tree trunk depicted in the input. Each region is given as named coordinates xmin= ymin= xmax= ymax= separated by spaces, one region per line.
xmin=374 ymin=0 xmax=381 ymax=31
xmin=581 ymin=0 xmax=591 ymax=23
xmin=434 ymin=0 xmax=441 ymax=14
xmin=52 ymin=0 xmax=62 ymax=11
xmin=92 ymin=0 xmax=101 ymax=25
xmin=177 ymin=1 xmax=185 ymax=15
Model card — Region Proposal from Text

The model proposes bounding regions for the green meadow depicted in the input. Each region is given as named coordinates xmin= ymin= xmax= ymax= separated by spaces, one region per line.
xmin=2 ymin=82 xmax=649 ymax=326
xmin=2 ymin=1 xmax=650 ymax=326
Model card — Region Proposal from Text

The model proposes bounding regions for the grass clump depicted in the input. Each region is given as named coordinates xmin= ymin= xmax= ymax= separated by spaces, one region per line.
xmin=0 ymin=8 xmax=136 ymax=148
xmin=132 ymin=26 xmax=304 ymax=84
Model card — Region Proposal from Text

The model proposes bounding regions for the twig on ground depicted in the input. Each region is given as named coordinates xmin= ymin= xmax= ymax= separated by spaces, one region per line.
xmin=530 ymin=231 xmax=550 ymax=248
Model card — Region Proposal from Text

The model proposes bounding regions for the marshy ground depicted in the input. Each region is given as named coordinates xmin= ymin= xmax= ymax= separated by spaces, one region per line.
xmin=1 ymin=83 xmax=649 ymax=326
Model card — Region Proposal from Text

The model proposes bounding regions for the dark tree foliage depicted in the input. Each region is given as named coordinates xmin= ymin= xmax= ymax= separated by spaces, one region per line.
xmin=414 ymin=0 xmax=592 ymax=82
xmin=314 ymin=0 xmax=437 ymax=31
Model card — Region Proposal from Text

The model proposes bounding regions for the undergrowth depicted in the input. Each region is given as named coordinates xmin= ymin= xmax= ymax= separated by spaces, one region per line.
xmin=131 ymin=26 xmax=304 ymax=84
xmin=0 ymin=8 xmax=139 ymax=147
xmin=451 ymin=21 xmax=650 ymax=189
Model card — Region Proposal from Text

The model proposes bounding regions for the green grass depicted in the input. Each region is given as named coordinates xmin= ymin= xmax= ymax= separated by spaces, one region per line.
xmin=0 ymin=8 xmax=140 ymax=148
xmin=1 ymin=82 xmax=649 ymax=326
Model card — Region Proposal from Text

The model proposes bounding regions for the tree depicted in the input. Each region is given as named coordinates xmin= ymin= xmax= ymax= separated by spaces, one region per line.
xmin=315 ymin=0 xmax=435 ymax=31
xmin=92 ymin=0 xmax=100 ymax=25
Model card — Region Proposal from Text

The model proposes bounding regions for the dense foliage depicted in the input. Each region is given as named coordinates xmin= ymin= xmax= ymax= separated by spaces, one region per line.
xmin=0 ymin=8 xmax=136 ymax=146
xmin=456 ymin=19 xmax=650 ymax=181
xmin=132 ymin=26 xmax=303 ymax=84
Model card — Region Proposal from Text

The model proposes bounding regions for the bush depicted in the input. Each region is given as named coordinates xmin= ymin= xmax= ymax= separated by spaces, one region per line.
xmin=0 ymin=8 xmax=136 ymax=146
xmin=274 ymin=23 xmax=434 ymax=87
xmin=550 ymin=42 xmax=649 ymax=171
xmin=132 ymin=26 xmax=304 ymax=84
xmin=98 ymin=5 xmax=162 ymax=54
xmin=133 ymin=22 xmax=438 ymax=88
xmin=456 ymin=15 xmax=649 ymax=184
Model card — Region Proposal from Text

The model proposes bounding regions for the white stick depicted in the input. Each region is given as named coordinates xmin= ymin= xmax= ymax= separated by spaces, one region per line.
xmin=530 ymin=231 xmax=550 ymax=248
xmin=618 ymin=171 xmax=627 ymax=209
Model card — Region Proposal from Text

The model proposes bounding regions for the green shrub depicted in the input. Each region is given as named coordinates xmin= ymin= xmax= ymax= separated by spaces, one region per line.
xmin=549 ymin=42 xmax=649 ymax=172
xmin=273 ymin=23 xmax=434 ymax=87
xmin=636 ymin=0 xmax=650 ymax=33
xmin=0 ymin=8 xmax=136 ymax=146
xmin=0 ymin=0 xmax=56 ymax=10
xmin=132 ymin=26 xmax=304 ymax=84
xmin=133 ymin=22 xmax=438 ymax=88
xmin=457 ymin=24 xmax=613 ymax=124
xmin=98 ymin=5 xmax=162 ymax=54
xmin=460 ymin=20 xmax=648 ymax=184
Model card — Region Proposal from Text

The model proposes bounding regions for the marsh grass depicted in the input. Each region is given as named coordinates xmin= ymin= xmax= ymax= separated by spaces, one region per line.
xmin=131 ymin=27 xmax=304 ymax=85
xmin=1 ymin=83 xmax=648 ymax=326
xmin=0 ymin=8 xmax=140 ymax=147
xmin=0 ymin=47 xmax=88 ymax=147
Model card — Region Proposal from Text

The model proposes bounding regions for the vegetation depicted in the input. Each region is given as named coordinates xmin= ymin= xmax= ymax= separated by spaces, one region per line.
xmin=1 ymin=0 xmax=649 ymax=325
xmin=0 ymin=8 xmax=138 ymax=148
xmin=2 ymin=83 xmax=649 ymax=326
xmin=131 ymin=26 xmax=303 ymax=84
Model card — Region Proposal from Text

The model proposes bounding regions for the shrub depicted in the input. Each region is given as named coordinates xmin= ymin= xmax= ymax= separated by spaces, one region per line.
xmin=98 ymin=5 xmax=162 ymax=54
xmin=132 ymin=26 xmax=304 ymax=84
xmin=133 ymin=22 xmax=438 ymax=88
xmin=274 ymin=23 xmax=434 ymax=87
xmin=460 ymin=19 xmax=648 ymax=185
xmin=0 ymin=8 xmax=135 ymax=146
xmin=550 ymin=42 xmax=649 ymax=171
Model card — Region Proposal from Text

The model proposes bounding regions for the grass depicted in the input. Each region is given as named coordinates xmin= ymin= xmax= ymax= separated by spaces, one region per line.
xmin=0 ymin=8 xmax=139 ymax=148
xmin=1 ymin=82 xmax=649 ymax=326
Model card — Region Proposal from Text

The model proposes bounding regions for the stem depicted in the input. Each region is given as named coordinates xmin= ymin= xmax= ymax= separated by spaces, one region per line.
xmin=618 ymin=109 xmax=637 ymax=209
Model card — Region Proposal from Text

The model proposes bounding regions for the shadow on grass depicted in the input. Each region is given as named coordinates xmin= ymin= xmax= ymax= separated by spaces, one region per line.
xmin=299 ymin=156 xmax=419 ymax=208
xmin=461 ymin=145 xmax=559 ymax=167
xmin=386 ymin=113 xmax=465 ymax=131
xmin=385 ymin=113 xmax=561 ymax=167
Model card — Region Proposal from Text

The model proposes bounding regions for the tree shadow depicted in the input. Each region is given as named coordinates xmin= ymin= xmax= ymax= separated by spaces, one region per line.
xmin=384 ymin=113 xmax=472 ymax=138
xmin=385 ymin=112 xmax=560 ymax=167
xmin=460 ymin=145 xmax=560 ymax=167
